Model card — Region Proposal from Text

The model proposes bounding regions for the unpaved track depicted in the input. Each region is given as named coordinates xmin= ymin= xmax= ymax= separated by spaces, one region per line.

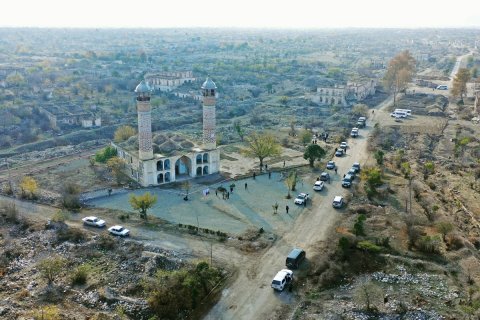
xmin=205 ymin=114 xmax=381 ymax=320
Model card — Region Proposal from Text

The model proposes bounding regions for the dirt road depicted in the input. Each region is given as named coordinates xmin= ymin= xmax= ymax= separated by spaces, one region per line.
xmin=205 ymin=116 xmax=379 ymax=320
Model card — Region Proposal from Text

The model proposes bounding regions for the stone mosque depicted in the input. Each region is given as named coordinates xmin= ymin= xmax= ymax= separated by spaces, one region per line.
xmin=112 ymin=77 xmax=220 ymax=187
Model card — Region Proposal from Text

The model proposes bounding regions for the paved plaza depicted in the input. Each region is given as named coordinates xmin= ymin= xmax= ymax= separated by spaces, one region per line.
xmin=88 ymin=172 xmax=320 ymax=235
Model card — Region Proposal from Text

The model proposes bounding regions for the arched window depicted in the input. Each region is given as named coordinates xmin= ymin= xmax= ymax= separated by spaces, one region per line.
xmin=157 ymin=173 xmax=163 ymax=184
xmin=164 ymin=159 xmax=170 ymax=170
xmin=165 ymin=172 xmax=171 ymax=182
xmin=196 ymin=154 xmax=202 ymax=164
xmin=157 ymin=160 xmax=163 ymax=171
xmin=203 ymin=166 xmax=209 ymax=175
xmin=196 ymin=167 xmax=202 ymax=176
xmin=203 ymin=153 xmax=209 ymax=163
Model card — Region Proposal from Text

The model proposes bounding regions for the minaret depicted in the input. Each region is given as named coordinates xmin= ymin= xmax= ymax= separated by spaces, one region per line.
xmin=135 ymin=81 xmax=153 ymax=160
xmin=201 ymin=76 xmax=217 ymax=150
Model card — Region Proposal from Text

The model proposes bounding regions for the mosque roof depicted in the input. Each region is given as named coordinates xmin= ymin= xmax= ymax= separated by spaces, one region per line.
xmin=201 ymin=77 xmax=217 ymax=90
xmin=134 ymin=80 xmax=151 ymax=94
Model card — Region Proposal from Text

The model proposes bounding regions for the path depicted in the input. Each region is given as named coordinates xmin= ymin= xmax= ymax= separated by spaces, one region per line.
xmin=205 ymin=106 xmax=384 ymax=320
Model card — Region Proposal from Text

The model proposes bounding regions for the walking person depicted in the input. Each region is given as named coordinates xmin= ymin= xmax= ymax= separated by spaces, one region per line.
xmin=335 ymin=167 xmax=337 ymax=174
xmin=265 ymin=164 xmax=268 ymax=171
xmin=245 ymin=182 xmax=248 ymax=190
xmin=253 ymin=172 xmax=256 ymax=180
xmin=283 ymin=160 xmax=285 ymax=168
xmin=268 ymin=171 xmax=271 ymax=179
xmin=227 ymin=191 xmax=230 ymax=199
xmin=303 ymin=199 xmax=307 ymax=207
xmin=286 ymin=205 xmax=289 ymax=214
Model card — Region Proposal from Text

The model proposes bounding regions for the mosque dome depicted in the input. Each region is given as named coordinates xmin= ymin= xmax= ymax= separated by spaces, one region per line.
xmin=201 ymin=77 xmax=217 ymax=90
xmin=135 ymin=80 xmax=151 ymax=94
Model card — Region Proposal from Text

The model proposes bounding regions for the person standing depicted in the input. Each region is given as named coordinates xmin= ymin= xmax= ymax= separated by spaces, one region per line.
xmin=245 ymin=182 xmax=248 ymax=190
xmin=253 ymin=172 xmax=256 ymax=180
xmin=283 ymin=160 xmax=285 ymax=168
xmin=286 ymin=205 xmax=289 ymax=214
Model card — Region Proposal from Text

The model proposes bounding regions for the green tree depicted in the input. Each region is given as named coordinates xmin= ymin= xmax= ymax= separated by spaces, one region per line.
xmin=383 ymin=50 xmax=416 ymax=106
xmin=303 ymin=144 xmax=326 ymax=167
xmin=401 ymin=161 xmax=411 ymax=178
xmin=242 ymin=132 xmax=281 ymax=172
xmin=129 ymin=192 xmax=157 ymax=219
xmin=37 ymin=256 xmax=67 ymax=286
xmin=233 ymin=119 xmax=245 ymax=142
xmin=374 ymin=150 xmax=384 ymax=166
xmin=95 ymin=146 xmax=118 ymax=163
xmin=114 ymin=125 xmax=136 ymax=143
xmin=361 ymin=167 xmax=383 ymax=194
xmin=451 ymin=68 xmax=471 ymax=101
xmin=300 ymin=130 xmax=313 ymax=146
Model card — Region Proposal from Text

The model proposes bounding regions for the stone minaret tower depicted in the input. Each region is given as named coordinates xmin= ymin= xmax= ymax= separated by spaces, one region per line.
xmin=135 ymin=81 xmax=154 ymax=160
xmin=201 ymin=76 xmax=217 ymax=150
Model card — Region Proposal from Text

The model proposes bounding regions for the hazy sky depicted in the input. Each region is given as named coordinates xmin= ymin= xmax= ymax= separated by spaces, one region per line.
xmin=1 ymin=0 xmax=479 ymax=28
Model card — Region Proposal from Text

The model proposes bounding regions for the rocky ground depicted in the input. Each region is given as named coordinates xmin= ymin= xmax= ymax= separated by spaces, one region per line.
xmin=0 ymin=213 xmax=197 ymax=320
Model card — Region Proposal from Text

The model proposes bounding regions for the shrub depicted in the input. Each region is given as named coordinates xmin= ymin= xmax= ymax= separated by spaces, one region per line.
xmin=417 ymin=235 xmax=442 ymax=254
xmin=71 ymin=263 xmax=91 ymax=286
xmin=31 ymin=305 xmax=61 ymax=320
xmin=57 ymin=227 xmax=86 ymax=243
xmin=97 ymin=233 xmax=115 ymax=250
xmin=37 ymin=256 xmax=67 ymax=285
xmin=51 ymin=210 xmax=70 ymax=222
xmin=357 ymin=240 xmax=382 ymax=253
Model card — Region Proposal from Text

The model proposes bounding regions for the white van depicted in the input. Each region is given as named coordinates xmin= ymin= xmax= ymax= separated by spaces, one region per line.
xmin=390 ymin=110 xmax=407 ymax=118
xmin=395 ymin=109 xmax=411 ymax=116
xmin=436 ymin=85 xmax=448 ymax=90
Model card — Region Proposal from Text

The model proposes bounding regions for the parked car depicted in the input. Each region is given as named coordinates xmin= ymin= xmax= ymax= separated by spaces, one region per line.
xmin=335 ymin=149 xmax=344 ymax=157
xmin=340 ymin=142 xmax=348 ymax=150
xmin=347 ymin=168 xmax=356 ymax=178
xmin=313 ymin=181 xmax=324 ymax=191
xmin=342 ymin=177 xmax=352 ymax=188
xmin=352 ymin=162 xmax=361 ymax=173
xmin=350 ymin=128 xmax=359 ymax=137
xmin=82 ymin=216 xmax=106 ymax=228
xmin=286 ymin=248 xmax=306 ymax=269
xmin=320 ymin=172 xmax=330 ymax=181
xmin=436 ymin=85 xmax=448 ymax=90
xmin=108 ymin=225 xmax=130 ymax=237
xmin=294 ymin=193 xmax=309 ymax=205
xmin=271 ymin=269 xmax=293 ymax=291
xmin=332 ymin=196 xmax=345 ymax=208
xmin=326 ymin=161 xmax=336 ymax=170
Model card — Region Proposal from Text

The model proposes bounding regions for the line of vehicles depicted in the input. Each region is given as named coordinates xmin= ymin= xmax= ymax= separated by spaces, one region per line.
xmin=81 ymin=216 xmax=130 ymax=237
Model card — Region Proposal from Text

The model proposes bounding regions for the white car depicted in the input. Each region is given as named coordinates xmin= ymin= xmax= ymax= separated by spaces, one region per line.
xmin=332 ymin=196 xmax=344 ymax=208
xmin=294 ymin=193 xmax=309 ymax=205
xmin=340 ymin=142 xmax=348 ymax=150
xmin=271 ymin=269 xmax=293 ymax=291
xmin=108 ymin=225 xmax=130 ymax=237
xmin=313 ymin=181 xmax=324 ymax=191
xmin=82 ymin=216 xmax=106 ymax=228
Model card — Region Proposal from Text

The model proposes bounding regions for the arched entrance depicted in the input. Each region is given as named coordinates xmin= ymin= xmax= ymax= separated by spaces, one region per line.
xmin=196 ymin=167 xmax=202 ymax=176
xmin=203 ymin=153 xmax=209 ymax=163
xmin=157 ymin=160 xmax=163 ymax=171
xmin=165 ymin=172 xmax=171 ymax=182
xmin=164 ymin=159 xmax=171 ymax=170
xmin=203 ymin=166 xmax=209 ymax=175
xmin=157 ymin=173 xmax=163 ymax=184
xmin=175 ymin=155 xmax=191 ymax=177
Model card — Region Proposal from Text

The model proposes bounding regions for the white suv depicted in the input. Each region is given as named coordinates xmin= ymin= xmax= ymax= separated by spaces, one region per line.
xmin=271 ymin=269 xmax=293 ymax=291
xmin=294 ymin=193 xmax=309 ymax=205
xmin=332 ymin=196 xmax=344 ymax=208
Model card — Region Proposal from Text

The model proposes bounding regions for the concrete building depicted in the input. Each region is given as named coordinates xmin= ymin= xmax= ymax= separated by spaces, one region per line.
xmin=312 ymin=80 xmax=376 ymax=107
xmin=113 ymin=77 xmax=220 ymax=187
xmin=144 ymin=70 xmax=195 ymax=92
